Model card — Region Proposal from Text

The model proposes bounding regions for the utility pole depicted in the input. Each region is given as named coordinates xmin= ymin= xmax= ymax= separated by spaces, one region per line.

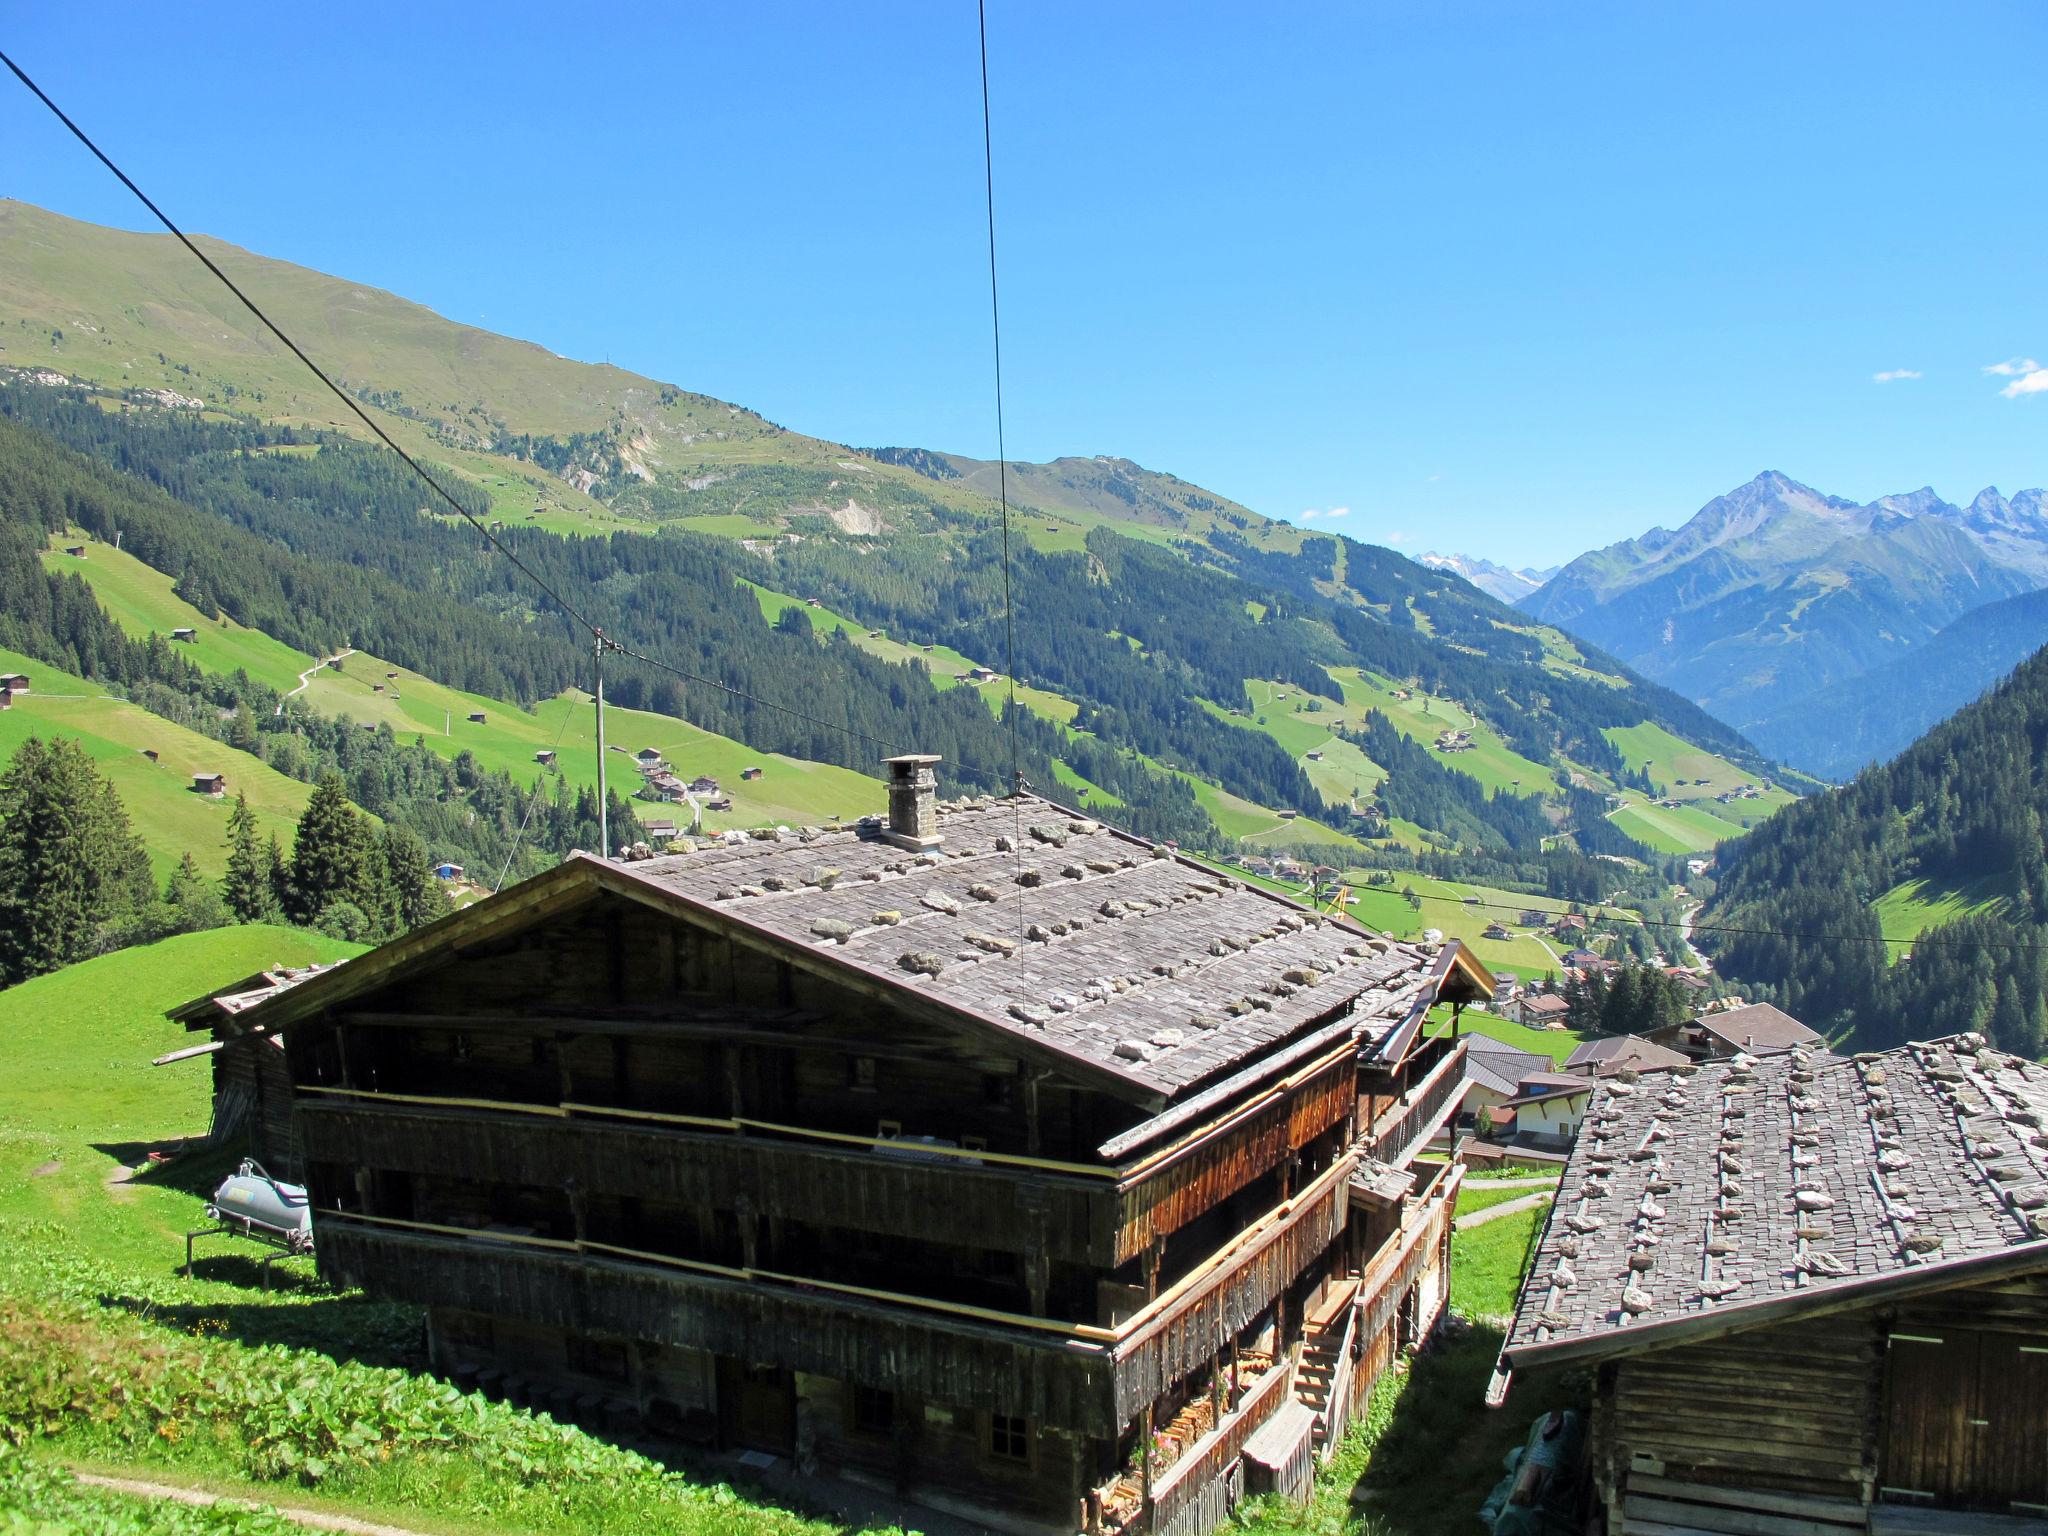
xmin=594 ymin=629 xmax=610 ymax=861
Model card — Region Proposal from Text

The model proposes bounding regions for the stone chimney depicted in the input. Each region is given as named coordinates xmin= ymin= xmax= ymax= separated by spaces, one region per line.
xmin=883 ymin=754 xmax=943 ymax=850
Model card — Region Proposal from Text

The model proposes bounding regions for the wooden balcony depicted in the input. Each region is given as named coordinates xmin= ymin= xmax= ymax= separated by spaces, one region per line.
xmin=317 ymin=1217 xmax=1122 ymax=1435
xmin=298 ymin=1098 xmax=1118 ymax=1265
xmin=1359 ymin=1033 xmax=1468 ymax=1165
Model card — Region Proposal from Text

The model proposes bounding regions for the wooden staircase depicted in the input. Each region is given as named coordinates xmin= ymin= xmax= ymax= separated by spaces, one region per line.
xmin=1294 ymin=1277 xmax=1360 ymax=1448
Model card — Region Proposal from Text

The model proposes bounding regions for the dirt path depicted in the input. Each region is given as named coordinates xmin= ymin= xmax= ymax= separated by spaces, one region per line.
xmin=278 ymin=647 xmax=355 ymax=715
xmin=71 ymin=1470 xmax=432 ymax=1536
xmin=1453 ymin=1189 xmax=1555 ymax=1231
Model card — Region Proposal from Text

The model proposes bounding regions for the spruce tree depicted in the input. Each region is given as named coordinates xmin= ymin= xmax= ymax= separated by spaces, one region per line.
xmin=287 ymin=772 xmax=378 ymax=924
xmin=378 ymin=823 xmax=443 ymax=935
xmin=221 ymin=792 xmax=277 ymax=923
xmin=0 ymin=736 xmax=152 ymax=982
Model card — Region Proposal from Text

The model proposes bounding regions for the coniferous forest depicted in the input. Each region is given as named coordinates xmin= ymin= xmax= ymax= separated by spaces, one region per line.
xmin=1705 ymin=644 xmax=2048 ymax=1055
xmin=0 ymin=379 xmax=1748 ymax=877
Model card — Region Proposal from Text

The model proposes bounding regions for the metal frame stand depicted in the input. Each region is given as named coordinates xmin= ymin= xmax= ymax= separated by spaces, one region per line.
xmin=183 ymin=1224 xmax=315 ymax=1291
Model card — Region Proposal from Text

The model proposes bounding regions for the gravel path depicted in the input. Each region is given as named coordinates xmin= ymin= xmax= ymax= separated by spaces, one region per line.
xmin=71 ymin=1471 xmax=430 ymax=1536
xmin=277 ymin=647 xmax=355 ymax=715
xmin=1453 ymin=1188 xmax=1555 ymax=1230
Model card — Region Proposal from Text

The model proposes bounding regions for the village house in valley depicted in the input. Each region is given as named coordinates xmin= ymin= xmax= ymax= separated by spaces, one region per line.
xmin=1495 ymin=1037 xmax=2048 ymax=1534
xmin=176 ymin=759 xmax=1492 ymax=1534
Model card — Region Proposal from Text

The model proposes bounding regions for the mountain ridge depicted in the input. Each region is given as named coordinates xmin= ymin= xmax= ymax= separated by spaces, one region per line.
xmin=1520 ymin=470 xmax=2048 ymax=771
xmin=0 ymin=199 xmax=1791 ymax=890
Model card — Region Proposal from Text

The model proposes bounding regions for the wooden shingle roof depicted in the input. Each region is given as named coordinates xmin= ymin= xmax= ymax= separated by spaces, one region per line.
xmin=612 ymin=795 xmax=1461 ymax=1097
xmin=1499 ymin=1035 xmax=2048 ymax=1372
xmin=185 ymin=793 xmax=1490 ymax=1107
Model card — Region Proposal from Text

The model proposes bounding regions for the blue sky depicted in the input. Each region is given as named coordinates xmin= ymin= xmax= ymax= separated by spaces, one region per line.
xmin=6 ymin=2 xmax=2044 ymax=566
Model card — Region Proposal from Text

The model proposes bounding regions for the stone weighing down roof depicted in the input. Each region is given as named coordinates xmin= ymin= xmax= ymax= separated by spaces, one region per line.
xmin=608 ymin=795 xmax=1470 ymax=1098
xmin=1500 ymin=1035 xmax=2048 ymax=1369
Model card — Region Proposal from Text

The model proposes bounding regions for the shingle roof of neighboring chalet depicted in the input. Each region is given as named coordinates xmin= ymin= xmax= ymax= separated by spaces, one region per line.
xmin=1499 ymin=1035 xmax=2048 ymax=1372
xmin=1463 ymin=1035 xmax=1554 ymax=1097
xmin=1563 ymin=1033 xmax=1690 ymax=1077
xmin=165 ymin=962 xmax=345 ymax=1026
xmin=198 ymin=794 xmax=1494 ymax=1106
xmin=1695 ymin=1001 xmax=1822 ymax=1054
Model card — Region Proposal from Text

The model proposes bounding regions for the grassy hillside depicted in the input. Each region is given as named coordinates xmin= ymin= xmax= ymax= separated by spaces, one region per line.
xmin=0 ymin=925 xmax=361 ymax=1147
xmin=0 ymin=645 xmax=320 ymax=879
xmin=38 ymin=534 xmax=886 ymax=836
xmin=1870 ymin=875 xmax=2009 ymax=961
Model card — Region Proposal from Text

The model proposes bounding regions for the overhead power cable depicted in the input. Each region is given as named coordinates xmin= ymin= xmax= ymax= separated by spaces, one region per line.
xmin=14 ymin=49 xmax=2047 ymax=962
xmin=0 ymin=49 xmax=602 ymax=640
xmin=976 ymin=0 xmax=1028 ymax=924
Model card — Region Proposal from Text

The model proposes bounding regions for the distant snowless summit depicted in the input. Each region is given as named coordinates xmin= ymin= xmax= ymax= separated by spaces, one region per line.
xmin=1517 ymin=470 xmax=2048 ymax=780
xmin=1415 ymin=552 xmax=1556 ymax=603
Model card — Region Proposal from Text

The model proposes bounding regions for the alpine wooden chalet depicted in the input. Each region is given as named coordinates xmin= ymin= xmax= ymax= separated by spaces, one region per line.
xmin=184 ymin=756 xmax=1491 ymax=1534
xmin=1495 ymin=1036 xmax=2048 ymax=1535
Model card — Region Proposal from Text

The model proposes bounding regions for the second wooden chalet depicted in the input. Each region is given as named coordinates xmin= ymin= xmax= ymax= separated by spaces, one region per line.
xmin=188 ymin=757 xmax=1491 ymax=1535
xmin=1495 ymin=1035 xmax=2048 ymax=1535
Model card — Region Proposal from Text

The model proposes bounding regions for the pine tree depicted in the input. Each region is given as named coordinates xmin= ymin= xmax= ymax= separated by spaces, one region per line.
xmin=221 ymin=792 xmax=277 ymax=923
xmin=162 ymin=851 xmax=226 ymax=935
xmin=378 ymin=823 xmax=443 ymax=935
xmin=287 ymin=772 xmax=378 ymax=925
xmin=0 ymin=736 xmax=152 ymax=983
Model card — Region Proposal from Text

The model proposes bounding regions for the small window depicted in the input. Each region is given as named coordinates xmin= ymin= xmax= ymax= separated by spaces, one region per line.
xmin=877 ymin=1119 xmax=902 ymax=1140
xmin=851 ymin=1385 xmax=895 ymax=1434
xmin=962 ymin=1135 xmax=989 ymax=1153
xmin=982 ymin=1074 xmax=1013 ymax=1108
xmin=849 ymin=1056 xmax=878 ymax=1092
xmin=989 ymin=1412 xmax=1029 ymax=1461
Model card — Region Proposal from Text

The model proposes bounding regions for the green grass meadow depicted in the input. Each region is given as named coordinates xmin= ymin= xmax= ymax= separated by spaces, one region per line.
xmin=0 ymin=645 xmax=319 ymax=881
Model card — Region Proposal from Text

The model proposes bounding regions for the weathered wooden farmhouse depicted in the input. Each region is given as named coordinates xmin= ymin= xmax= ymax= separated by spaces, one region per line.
xmin=185 ymin=760 xmax=1491 ymax=1534
xmin=1495 ymin=1035 xmax=2048 ymax=1534
xmin=158 ymin=961 xmax=345 ymax=1175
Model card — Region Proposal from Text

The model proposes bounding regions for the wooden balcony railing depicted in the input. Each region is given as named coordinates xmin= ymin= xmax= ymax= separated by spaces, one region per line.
xmin=316 ymin=1217 xmax=1122 ymax=1435
xmin=1361 ymin=1035 xmax=1468 ymax=1165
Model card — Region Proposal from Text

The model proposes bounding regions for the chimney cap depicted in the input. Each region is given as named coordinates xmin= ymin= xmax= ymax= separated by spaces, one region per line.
xmin=884 ymin=753 xmax=944 ymax=768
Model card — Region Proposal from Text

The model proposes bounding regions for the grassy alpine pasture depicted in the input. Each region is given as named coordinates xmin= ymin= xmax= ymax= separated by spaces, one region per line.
xmin=1339 ymin=874 xmax=1579 ymax=980
xmin=40 ymin=535 xmax=313 ymax=694
xmin=0 ymin=646 xmax=319 ymax=881
xmin=36 ymin=535 xmax=887 ymax=836
xmin=741 ymin=580 xmax=1081 ymax=725
xmin=0 ymin=929 xmax=911 ymax=1536
xmin=1199 ymin=689 xmax=1387 ymax=812
xmin=1328 ymin=670 xmax=1556 ymax=799
xmin=1606 ymin=794 xmax=1744 ymax=856
xmin=1872 ymin=875 xmax=2010 ymax=961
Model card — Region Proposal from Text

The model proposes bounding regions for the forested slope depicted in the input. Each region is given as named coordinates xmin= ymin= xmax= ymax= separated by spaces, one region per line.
xmin=1704 ymin=644 xmax=2048 ymax=1054
xmin=0 ymin=379 xmax=1789 ymax=882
